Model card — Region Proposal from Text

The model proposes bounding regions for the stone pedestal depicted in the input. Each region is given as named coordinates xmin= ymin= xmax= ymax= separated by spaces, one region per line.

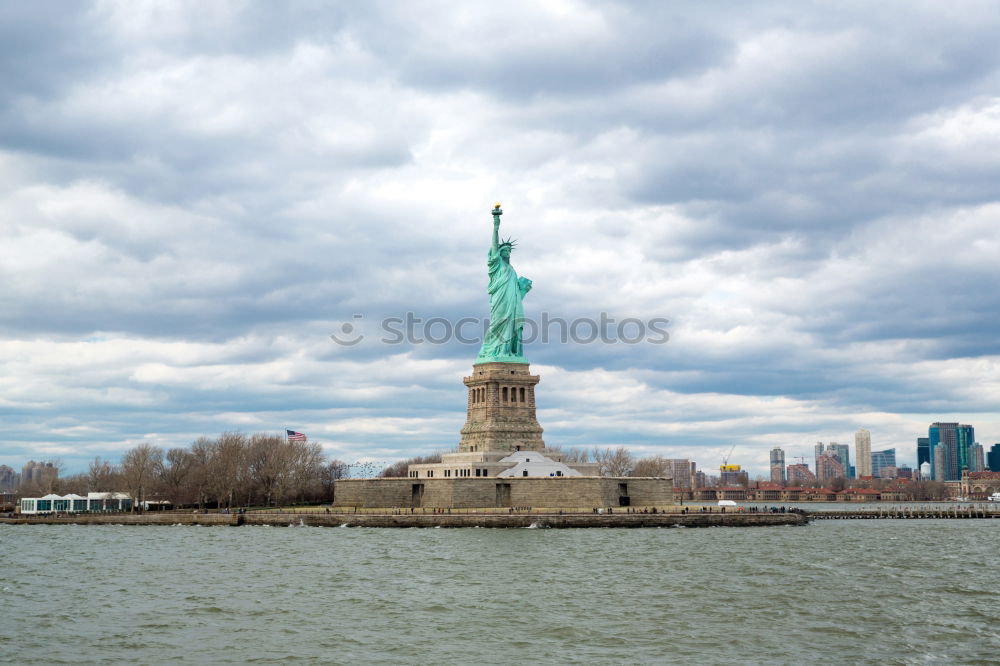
xmin=458 ymin=362 xmax=545 ymax=453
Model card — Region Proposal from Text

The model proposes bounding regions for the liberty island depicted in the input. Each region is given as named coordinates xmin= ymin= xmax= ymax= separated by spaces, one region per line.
xmin=331 ymin=204 xmax=681 ymax=512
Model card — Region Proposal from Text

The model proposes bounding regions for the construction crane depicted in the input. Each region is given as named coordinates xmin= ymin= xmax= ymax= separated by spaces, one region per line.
xmin=721 ymin=443 xmax=736 ymax=468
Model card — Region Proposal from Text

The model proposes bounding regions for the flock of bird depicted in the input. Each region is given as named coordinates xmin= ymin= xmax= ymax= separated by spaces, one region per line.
xmin=344 ymin=460 xmax=392 ymax=478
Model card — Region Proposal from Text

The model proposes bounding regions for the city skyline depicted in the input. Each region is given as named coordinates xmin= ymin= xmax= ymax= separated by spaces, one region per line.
xmin=3 ymin=4 xmax=1000 ymax=476
xmin=6 ymin=422 xmax=993 ymax=481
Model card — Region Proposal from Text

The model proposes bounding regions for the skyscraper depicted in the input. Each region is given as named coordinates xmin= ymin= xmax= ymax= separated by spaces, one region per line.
xmin=871 ymin=449 xmax=897 ymax=478
xmin=694 ymin=470 xmax=709 ymax=488
xmin=720 ymin=465 xmax=748 ymax=486
xmin=664 ymin=459 xmax=694 ymax=488
xmin=786 ymin=463 xmax=815 ymax=483
xmin=770 ymin=447 xmax=786 ymax=484
xmin=855 ymin=429 xmax=872 ymax=478
xmin=972 ymin=444 xmax=985 ymax=473
xmin=816 ymin=454 xmax=845 ymax=481
xmin=20 ymin=461 xmax=57 ymax=488
xmin=933 ymin=445 xmax=947 ymax=482
xmin=957 ymin=426 xmax=976 ymax=475
xmin=814 ymin=442 xmax=849 ymax=479
xmin=929 ymin=423 xmax=976 ymax=480
xmin=0 ymin=465 xmax=18 ymax=491
xmin=988 ymin=444 xmax=1000 ymax=472
xmin=917 ymin=437 xmax=930 ymax=468
xmin=828 ymin=443 xmax=851 ymax=479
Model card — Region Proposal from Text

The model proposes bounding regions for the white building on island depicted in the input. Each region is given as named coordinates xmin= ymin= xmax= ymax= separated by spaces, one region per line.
xmin=19 ymin=492 xmax=133 ymax=514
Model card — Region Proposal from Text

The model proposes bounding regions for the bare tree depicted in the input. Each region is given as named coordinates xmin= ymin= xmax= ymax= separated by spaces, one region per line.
xmin=85 ymin=431 xmax=367 ymax=510
xmin=121 ymin=444 xmax=164 ymax=512
xmin=211 ymin=432 xmax=248 ymax=509
xmin=320 ymin=459 xmax=347 ymax=500
xmin=544 ymin=445 xmax=590 ymax=463
xmin=380 ymin=453 xmax=442 ymax=478
xmin=287 ymin=441 xmax=324 ymax=504
xmin=187 ymin=437 xmax=216 ymax=510
xmin=247 ymin=433 xmax=292 ymax=506
xmin=593 ymin=447 xmax=635 ymax=477
xmin=88 ymin=457 xmax=120 ymax=492
xmin=159 ymin=448 xmax=194 ymax=505
xmin=631 ymin=456 xmax=670 ymax=477
xmin=909 ymin=480 xmax=946 ymax=501
xmin=55 ymin=473 xmax=89 ymax=495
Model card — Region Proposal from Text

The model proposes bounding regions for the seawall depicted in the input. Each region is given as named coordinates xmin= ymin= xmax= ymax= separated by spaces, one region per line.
xmin=0 ymin=512 xmax=806 ymax=528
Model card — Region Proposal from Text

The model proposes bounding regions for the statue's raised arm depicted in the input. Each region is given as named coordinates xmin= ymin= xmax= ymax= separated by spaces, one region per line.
xmin=491 ymin=203 xmax=501 ymax=253
xmin=477 ymin=203 xmax=531 ymax=364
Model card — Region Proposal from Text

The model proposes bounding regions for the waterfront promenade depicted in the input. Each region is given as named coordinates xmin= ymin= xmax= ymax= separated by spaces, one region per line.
xmin=8 ymin=503 xmax=1000 ymax=527
xmin=0 ymin=509 xmax=806 ymax=528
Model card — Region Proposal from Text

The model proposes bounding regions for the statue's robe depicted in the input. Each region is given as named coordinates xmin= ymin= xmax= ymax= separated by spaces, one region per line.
xmin=477 ymin=245 xmax=530 ymax=362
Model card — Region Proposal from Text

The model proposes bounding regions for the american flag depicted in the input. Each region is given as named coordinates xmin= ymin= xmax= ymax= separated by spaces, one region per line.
xmin=286 ymin=429 xmax=307 ymax=441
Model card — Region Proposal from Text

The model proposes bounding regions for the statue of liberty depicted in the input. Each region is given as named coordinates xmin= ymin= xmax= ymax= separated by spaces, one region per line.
xmin=476 ymin=203 xmax=532 ymax=363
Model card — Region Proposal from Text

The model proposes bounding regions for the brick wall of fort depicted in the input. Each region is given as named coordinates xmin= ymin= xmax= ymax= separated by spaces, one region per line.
xmin=333 ymin=476 xmax=673 ymax=509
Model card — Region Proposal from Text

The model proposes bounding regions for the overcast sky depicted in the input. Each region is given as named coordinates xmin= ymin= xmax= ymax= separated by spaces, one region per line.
xmin=3 ymin=1 xmax=1000 ymax=477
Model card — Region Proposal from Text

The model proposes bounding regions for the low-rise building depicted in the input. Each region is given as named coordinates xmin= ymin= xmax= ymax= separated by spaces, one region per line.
xmin=717 ymin=486 xmax=747 ymax=501
xmin=19 ymin=492 xmax=132 ymax=514
xmin=959 ymin=470 xmax=1000 ymax=499
xmin=407 ymin=449 xmax=598 ymax=479
xmin=837 ymin=488 xmax=882 ymax=501
xmin=692 ymin=486 xmax=748 ymax=501
xmin=751 ymin=482 xmax=785 ymax=502
xmin=799 ymin=487 xmax=838 ymax=501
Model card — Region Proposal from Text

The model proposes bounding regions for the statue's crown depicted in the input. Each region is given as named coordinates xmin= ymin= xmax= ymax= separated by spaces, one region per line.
xmin=498 ymin=236 xmax=517 ymax=251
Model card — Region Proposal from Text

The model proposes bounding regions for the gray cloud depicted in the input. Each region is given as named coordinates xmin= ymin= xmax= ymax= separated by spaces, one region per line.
xmin=3 ymin=2 xmax=1000 ymax=476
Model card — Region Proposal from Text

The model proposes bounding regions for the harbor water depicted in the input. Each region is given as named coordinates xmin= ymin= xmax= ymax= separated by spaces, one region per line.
xmin=2 ymin=520 xmax=998 ymax=665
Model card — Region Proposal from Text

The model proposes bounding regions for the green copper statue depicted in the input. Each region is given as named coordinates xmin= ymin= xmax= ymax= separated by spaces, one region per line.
xmin=476 ymin=203 xmax=532 ymax=364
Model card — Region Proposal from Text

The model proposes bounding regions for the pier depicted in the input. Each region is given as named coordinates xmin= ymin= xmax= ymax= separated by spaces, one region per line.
xmin=805 ymin=506 xmax=1000 ymax=520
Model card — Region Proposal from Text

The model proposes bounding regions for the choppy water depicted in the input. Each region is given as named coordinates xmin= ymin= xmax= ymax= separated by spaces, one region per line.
xmin=2 ymin=520 xmax=998 ymax=665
